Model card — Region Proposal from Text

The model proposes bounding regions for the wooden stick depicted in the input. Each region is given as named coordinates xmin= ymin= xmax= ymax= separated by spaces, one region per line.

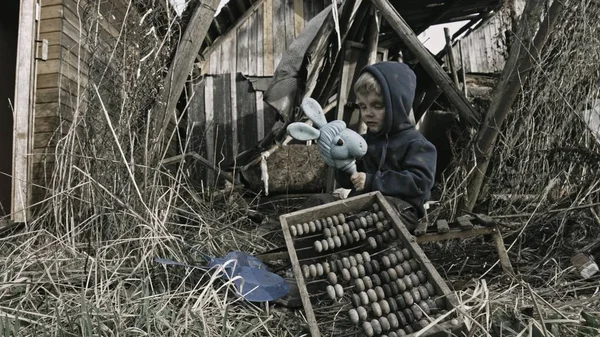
xmin=444 ymin=27 xmax=460 ymax=88
xmin=160 ymin=152 xmax=238 ymax=185
xmin=370 ymin=0 xmax=480 ymax=127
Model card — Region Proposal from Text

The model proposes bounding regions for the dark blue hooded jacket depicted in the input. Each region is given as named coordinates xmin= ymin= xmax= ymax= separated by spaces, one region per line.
xmin=336 ymin=62 xmax=437 ymax=218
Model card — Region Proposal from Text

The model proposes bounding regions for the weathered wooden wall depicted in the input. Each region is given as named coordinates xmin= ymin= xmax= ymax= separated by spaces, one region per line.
xmin=190 ymin=0 xmax=328 ymax=169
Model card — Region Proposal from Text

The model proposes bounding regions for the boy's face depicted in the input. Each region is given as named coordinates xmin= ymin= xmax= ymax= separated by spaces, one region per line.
xmin=356 ymin=91 xmax=385 ymax=133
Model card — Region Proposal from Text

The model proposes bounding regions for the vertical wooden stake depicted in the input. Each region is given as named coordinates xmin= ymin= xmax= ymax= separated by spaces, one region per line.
xmin=444 ymin=27 xmax=460 ymax=89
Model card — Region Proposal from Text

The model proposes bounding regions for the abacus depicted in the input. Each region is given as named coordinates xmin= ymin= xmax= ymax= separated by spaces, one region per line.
xmin=280 ymin=192 xmax=464 ymax=337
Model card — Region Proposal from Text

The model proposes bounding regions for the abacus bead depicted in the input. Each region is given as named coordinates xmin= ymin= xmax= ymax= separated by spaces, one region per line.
xmin=373 ymin=203 xmax=380 ymax=212
xmin=349 ymin=309 xmax=360 ymax=324
xmin=363 ymin=252 xmax=371 ymax=263
xmin=389 ymin=253 xmax=398 ymax=266
xmin=388 ymin=297 xmax=398 ymax=312
xmin=351 ymin=294 xmax=361 ymax=307
xmin=395 ymin=250 xmax=405 ymax=263
xmin=358 ymin=306 xmax=368 ymax=321
xmin=416 ymin=270 xmax=427 ymax=284
xmin=309 ymin=264 xmax=317 ymax=277
xmin=403 ymin=291 xmax=415 ymax=306
xmin=342 ymin=258 xmax=351 ymax=269
xmin=395 ymin=265 xmax=405 ymax=278
xmin=355 ymin=278 xmax=365 ymax=292
xmin=372 ymin=302 xmax=383 ymax=317
xmin=425 ymin=299 xmax=437 ymax=313
xmin=417 ymin=319 xmax=429 ymax=330
xmin=326 ymin=217 xmax=334 ymax=227
xmin=375 ymin=234 xmax=384 ymax=246
xmin=389 ymin=228 xmax=398 ymax=239
xmin=349 ymin=221 xmax=356 ymax=231
xmin=404 ymin=325 xmax=414 ymax=334
xmin=381 ymin=231 xmax=391 ymax=243
xmin=410 ymin=274 xmax=420 ymax=287
xmin=338 ymin=213 xmax=345 ymax=224
xmin=290 ymin=226 xmax=297 ymax=236
xmin=360 ymin=292 xmax=370 ymax=306
xmin=425 ymin=282 xmax=436 ymax=297
xmin=374 ymin=286 xmax=385 ymax=300
xmin=367 ymin=289 xmax=378 ymax=303
xmin=297 ymin=224 xmax=304 ymax=236
xmin=390 ymin=282 xmax=400 ymax=296
xmin=350 ymin=266 xmax=359 ymax=279
xmin=380 ymin=271 xmax=391 ymax=284
xmin=382 ymin=284 xmax=392 ymax=297
xmin=377 ymin=210 xmax=384 ymax=219
xmin=403 ymin=308 xmax=415 ymax=323
xmin=326 ymin=285 xmax=336 ymax=300
xmin=345 ymin=233 xmax=353 ymax=244
xmin=371 ymin=319 xmax=382 ymax=335
xmin=342 ymin=223 xmax=350 ymax=234
xmin=342 ymin=234 xmax=350 ymax=246
xmin=435 ymin=297 xmax=446 ymax=311
xmin=357 ymin=264 xmax=366 ymax=277
xmin=388 ymin=268 xmax=398 ymax=281
xmin=362 ymin=321 xmax=374 ymax=337
xmin=309 ymin=221 xmax=316 ymax=233
xmin=302 ymin=265 xmax=310 ymax=278
xmin=395 ymin=278 xmax=407 ymax=292
xmin=327 ymin=237 xmax=335 ymax=250
xmin=366 ymin=215 xmax=374 ymax=227
xmin=328 ymin=272 xmax=337 ymax=285
xmin=371 ymin=260 xmax=381 ymax=273
xmin=411 ymin=304 xmax=423 ymax=320
xmin=401 ymin=248 xmax=411 ymax=260
xmin=342 ymin=268 xmax=351 ymax=282
xmin=323 ymin=262 xmax=331 ymax=274
xmin=409 ymin=260 xmax=420 ymax=272
xmin=368 ymin=237 xmax=378 ymax=249
xmin=380 ymin=299 xmax=391 ymax=315
xmin=372 ymin=213 xmax=379 ymax=222
xmin=356 ymin=253 xmax=364 ymax=265
xmin=395 ymin=295 xmax=406 ymax=310
xmin=334 ymin=284 xmax=344 ymax=298
xmin=363 ymin=276 xmax=373 ymax=289
xmin=349 ymin=256 xmax=357 ymax=267
xmin=376 ymin=222 xmax=385 ymax=232
xmin=323 ymin=227 xmax=332 ymax=238
xmin=379 ymin=316 xmax=391 ymax=332
xmin=330 ymin=226 xmax=338 ymax=236
xmin=332 ymin=215 xmax=340 ymax=226
xmin=418 ymin=301 xmax=431 ymax=315
xmin=360 ymin=217 xmax=368 ymax=228
xmin=364 ymin=262 xmax=373 ymax=275
xmin=403 ymin=275 xmax=413 ymax=289
xmin=322 ymin=239 xmax=330 ymax=252
xmin=302 ymin=223 xmax=309 ymax=233
xmin=372 ymin=274 xmax=382 ymax=286
xmin=401 ymin=261 xmax=412 ymax=274
xmin=336 ymin=225 xmax=344 ymax=235
xmin=388 ymin=313 xmax=399 ymax=329
xmin=358 ymin=229 xmax=367 ymax=240
xmin=354 ymin=218 xmax=361 ymax=229
xmin=315 ymin=219 xmax=323 ymax=231
xmin=382 ymin=256 xmax=391 ymax=268
xmin=389 ymin=332 xmax=399 ymax=337
xmin=418 ymin=285 xmax=429 ymax=300
xmin=396 ymin=311 xmax=407 ymax=326
xmin=314 ymin=240 xmax=323 ymax=253
xmin=333 ymin=236 xmax=342 ymax=248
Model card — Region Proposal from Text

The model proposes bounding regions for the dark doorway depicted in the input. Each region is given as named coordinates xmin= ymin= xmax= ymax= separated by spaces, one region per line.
xmin=0 ymin=2 xmax=20 ymax=215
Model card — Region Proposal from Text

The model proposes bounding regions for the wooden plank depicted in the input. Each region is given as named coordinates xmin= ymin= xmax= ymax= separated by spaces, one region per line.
xmin=12 ymin=0 xmax=39 ymax=221
xmin=205 ymin=76 xmax=215 ymax=182
xmin=256 ymin=5 xmax=264 ymax=76
xmin=456 ymin=216 xmax=474 ymax=230
xmin=220 ymin=35 xmax=234 ymax=73
xmin=209 ymin=45 xmax=220 ymax=74
xmin=230 ymin=43 xmax=239 ymax=156
xmin=414 ymin=221 xmax=428 ymax=236
xmin=416 ymin=226 xmax=498 ymax=243
xmin=256 ymin=91 xmax=265 ymax=140
xmin=188 ymin=79 xmax=206 ymax=157
xmin=247 ymin=12 xmax=257 ymax=76
xmin=237 ymin=74 xmax=258 ymax=152
xmin=263 ymin=0 xmax=274 ymax=75
xmin=212 ymin=75 xmax=233 ymax=166
xmin=272 ymin=0 xmax=286 ymax=69
xmin=284 ymin=0 xmax=295 ymax=47
xmin=40 ymin=5 xmax=63 ymax=20
xmin=39 ymin=18 xmax=62 ymax=34
xmin=293 ymin=0 xmax=305 ymax=37
xmin=370 ymin=0 xmax=480 ymax=127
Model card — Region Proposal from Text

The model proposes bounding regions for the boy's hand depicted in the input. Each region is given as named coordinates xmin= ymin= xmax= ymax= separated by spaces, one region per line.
xmin=350 ymin=172 xmax=366 ymax=191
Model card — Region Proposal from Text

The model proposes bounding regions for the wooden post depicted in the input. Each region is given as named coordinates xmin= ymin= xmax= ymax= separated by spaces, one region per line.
xmin=370 ymin=0 xmax=480 ymax=127
xmin=443 ymin=27 xmax=460 ymax=88
xmin=152 ymin=0 xmax=220 ymax=159
xmin=462 ymin=0 xmax=563 ymax=211
xmin=459 ymin=39 xmax=467 ymax=98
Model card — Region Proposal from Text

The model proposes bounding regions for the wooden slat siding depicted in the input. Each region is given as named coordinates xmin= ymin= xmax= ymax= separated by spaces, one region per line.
xmin=256 ymin=91 xmax=265 ymax=140
xmin=229 ymin=37 xmax=239 ymax=156
xmin=284 ymin=0 xmax=295 ymax=45
xmin=256 ymin=5 xmax=264 ymax=77
xmin=204 ymin=75 xmax=215 ymax=182
xmin=263 ymin=0 xmax=274 ymax=75
xmin=212 ymin=75 xmax=233 ymax=167
xmin=247 ymin=12 xmax=257 ymax=76
xmin=189 ymin=80 xmax=206 ymax=156
xmin=294 ymin=0 xmax=305 ymax=37
xmin=237 ymin=74 xmax=258 ymax=152
xmin=210 ymin=45 xmax=220 ymax=74
xmin=272 ymin=0 xmax=286 ymax=69
xmin=237 ymin=19 xmax=250 ymax=75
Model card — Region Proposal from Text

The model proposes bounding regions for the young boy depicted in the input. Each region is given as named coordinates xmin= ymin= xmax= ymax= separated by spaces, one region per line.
xmin=335 ymin=61 xmax=437 ymax=231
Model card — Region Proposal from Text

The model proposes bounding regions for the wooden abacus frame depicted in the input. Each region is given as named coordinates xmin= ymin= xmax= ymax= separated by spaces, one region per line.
xmin=280 ymin=191 xmax=464 ymax=337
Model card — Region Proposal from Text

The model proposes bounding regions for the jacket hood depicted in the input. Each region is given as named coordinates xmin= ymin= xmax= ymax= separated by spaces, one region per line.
xmin=361 ymin=62 xmax=417 ymax=136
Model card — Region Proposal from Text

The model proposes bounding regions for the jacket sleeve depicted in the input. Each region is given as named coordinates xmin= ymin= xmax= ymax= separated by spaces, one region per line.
xmin=363 ymin=140 xmax=436 ymax=199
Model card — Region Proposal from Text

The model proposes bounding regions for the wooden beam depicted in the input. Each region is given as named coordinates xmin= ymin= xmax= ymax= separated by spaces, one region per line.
xmin=370 ymin=0 xmax=480 ymax=127
xmin=160 ymin=152 xmax=239 ymax=185
xmin=152 ymin=0 xmax=220 ymax=158
xmin=462 ymin=0 xmax=563 ymax=211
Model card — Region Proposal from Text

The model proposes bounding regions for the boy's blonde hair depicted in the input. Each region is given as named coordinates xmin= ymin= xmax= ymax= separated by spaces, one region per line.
xmin=353 ymin=72 xmax=382 ymax=97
